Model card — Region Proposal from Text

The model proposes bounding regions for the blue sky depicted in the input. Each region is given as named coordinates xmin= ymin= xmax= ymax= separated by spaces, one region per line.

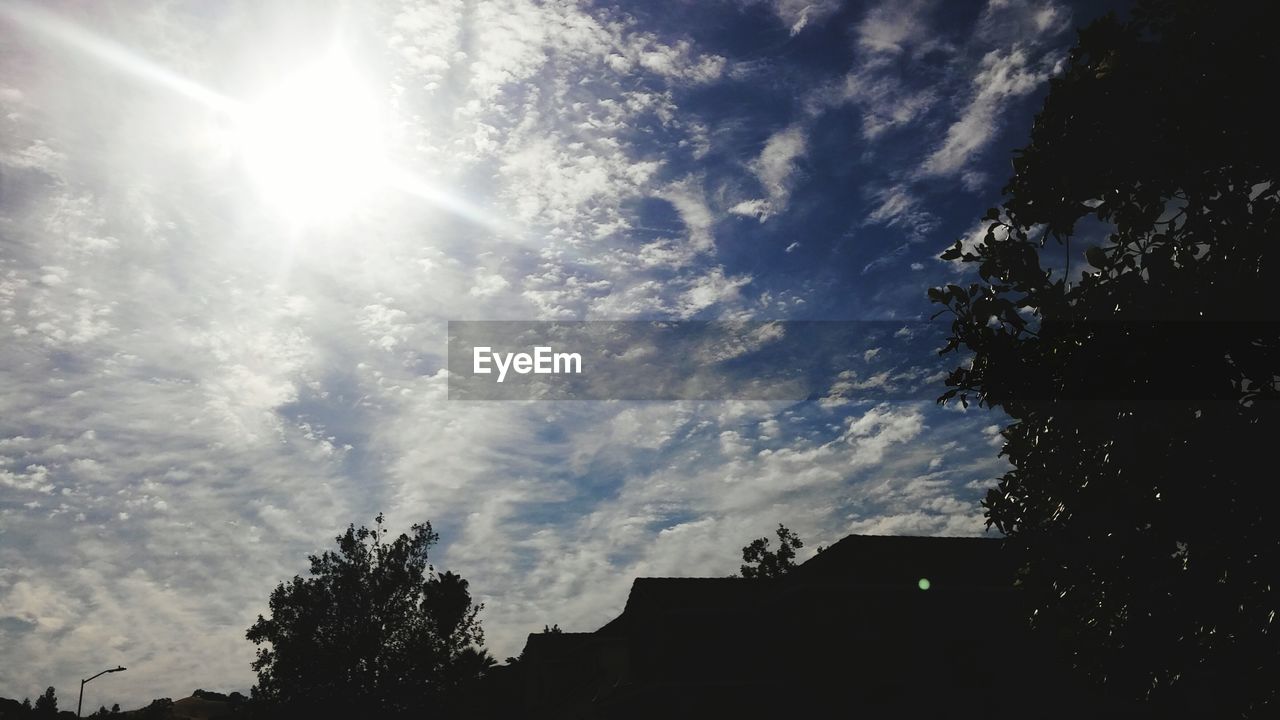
xmin=0 ymin=0 xmax=1116 ymax=707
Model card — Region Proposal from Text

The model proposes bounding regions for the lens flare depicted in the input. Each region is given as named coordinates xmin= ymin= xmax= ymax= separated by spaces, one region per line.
xmin=3 ymin=2 xmax=514 ymax=234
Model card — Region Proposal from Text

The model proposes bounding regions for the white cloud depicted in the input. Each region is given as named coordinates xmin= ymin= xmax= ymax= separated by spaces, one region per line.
xmin=837 ymin=66 xmax=938 ymax=140
xmin=918 ymin=47 xmax=1057 ymax=178
xmin=729 ymin=198 xmax=772 ymax=222
xmin=977 ymin=0 xmax=1071 ymax=45
xmin=656 ymin=175 xmax=718 ymax=254
xmin=0 ymin=0 xmax=1031 ymax=705
xmin=857 ymin=0 xmax=936 ymax=55
xmin=1 ymin=139 xmax=66 ymax=173
xmin=864 ymin=184 xmax=939 ymax=241
xmin=742 ymin=0 xmax=842 ymax=37
xmin=677 ymin=267 xmax=753 ymax=318
xmin=635 ymin=38 xmax=727 ymax=83
xmin=738 ymin=123 xmax=808 ymax=222
xmin=387 ymin=0 xmax=465 ymax=92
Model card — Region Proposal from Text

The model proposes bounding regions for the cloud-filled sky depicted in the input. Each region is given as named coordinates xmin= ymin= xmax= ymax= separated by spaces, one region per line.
xmin=0 ymin=0 xmax=1115 ymax=707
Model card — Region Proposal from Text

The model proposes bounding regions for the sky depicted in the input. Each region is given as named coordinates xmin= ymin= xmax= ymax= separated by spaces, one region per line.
xmin=0 ymin=0 xmax=1117 ymax=708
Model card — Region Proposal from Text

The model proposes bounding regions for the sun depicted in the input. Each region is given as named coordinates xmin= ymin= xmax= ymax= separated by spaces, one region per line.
xmin=235 ymin=51 xmax=388 ymax=224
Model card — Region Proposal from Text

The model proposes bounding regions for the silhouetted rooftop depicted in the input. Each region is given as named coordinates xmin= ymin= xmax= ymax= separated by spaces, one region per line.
xmin=497 ymin=533 xmax=1141 ymax=718
xmin=791 ymin=532 xmax=1011 ymax=586
xmin=520 ymin=631 xmax=595 ymax=661
xmin=598 ymin=577 xmax=770 ymax=635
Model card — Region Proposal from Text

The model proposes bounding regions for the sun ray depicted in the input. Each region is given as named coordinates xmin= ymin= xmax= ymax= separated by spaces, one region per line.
xmin=383 ymin=166 xmax=520 ymax=237
xmin=0 ymin=1 xmax=515 ymax=234
xmin=0 ymin=1 xmax=240 ymax=115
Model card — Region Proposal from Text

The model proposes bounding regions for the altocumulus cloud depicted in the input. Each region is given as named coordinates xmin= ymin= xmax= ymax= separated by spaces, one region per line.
xmin=0 ymin=0 xmax=1092 ymax=707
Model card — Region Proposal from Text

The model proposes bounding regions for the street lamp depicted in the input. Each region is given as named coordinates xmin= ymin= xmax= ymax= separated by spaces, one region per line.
xmin=77 ymin=666 xmax=126 ymax=718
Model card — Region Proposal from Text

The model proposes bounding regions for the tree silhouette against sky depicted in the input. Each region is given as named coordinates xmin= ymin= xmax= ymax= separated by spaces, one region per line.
xmin=246 ymin=515 xmax=490 ymax=718
xmin=740 ymin=524 xmax=804 ymax=579
xmin=932 ymin=0 xmax=1279 ymax=715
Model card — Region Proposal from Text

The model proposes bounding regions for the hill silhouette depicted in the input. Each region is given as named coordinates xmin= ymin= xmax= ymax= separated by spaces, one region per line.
xmin=0 ymin=690 xmax=244 ymax=720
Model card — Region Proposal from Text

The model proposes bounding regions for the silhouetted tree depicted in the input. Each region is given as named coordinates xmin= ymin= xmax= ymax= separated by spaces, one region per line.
xmin=932 ymin=0 xmax=1279 ymax=715
xmin=740 ymin=524 xmax=804 ymax=579
xmin=137 ymin=698 xmax=173 ymax=719
xmin=32 ymin=688 xmax=56 ymax=716
xmin=246 ymin=514 xmax=490 ymax=718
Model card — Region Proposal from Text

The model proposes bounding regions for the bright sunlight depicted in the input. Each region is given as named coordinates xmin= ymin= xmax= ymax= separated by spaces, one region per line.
xmin=235 ymin=51 xmax=388 ymax=224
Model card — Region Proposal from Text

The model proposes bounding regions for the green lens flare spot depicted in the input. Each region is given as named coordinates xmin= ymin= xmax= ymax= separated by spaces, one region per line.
xmin=918 ymin=578 xmax=931 ymax=590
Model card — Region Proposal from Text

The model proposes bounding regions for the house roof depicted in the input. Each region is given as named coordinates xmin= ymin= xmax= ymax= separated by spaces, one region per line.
xmin=790 ymin=533 xmax=1011 ymax=587
xmin=594 ymin=534 xmax=1012 ymax=636
xmin=597 ymin=576 xmax=771 ymax=635
xmin=520 ymin=631 xmax=595 ymax=661
xmin=495 ymin=534 xmax=1131 ymax=718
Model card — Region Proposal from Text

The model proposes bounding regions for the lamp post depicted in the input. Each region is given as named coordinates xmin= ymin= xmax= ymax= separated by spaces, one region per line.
xmin=77 ymin=666 xmax=126 ymax=718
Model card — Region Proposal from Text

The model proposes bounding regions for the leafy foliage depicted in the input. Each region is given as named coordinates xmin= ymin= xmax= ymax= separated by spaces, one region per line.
xmin=932 ymin=0 xmax=1279 ymax=714
xmin=32 ymin=688 xmax=55 ymax=716
xmin=740 ymin=524 xmax=804 ymax=579
xmin=246 ymin=515 xmax=491 ymax=717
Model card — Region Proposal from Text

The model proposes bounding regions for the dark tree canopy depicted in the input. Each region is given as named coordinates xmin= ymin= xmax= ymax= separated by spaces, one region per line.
xmin=32 ymin=688 xmax=56 ymax=716
xmin=136 ymin=698 xmax=174 ymax=719
xmin=932 ymin=0 xmax=1278 ymax=715
xmin=246 ymin=515 xmax=491 ymax=718
xmin=740 ymin=524 xmax=804 ymax=579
